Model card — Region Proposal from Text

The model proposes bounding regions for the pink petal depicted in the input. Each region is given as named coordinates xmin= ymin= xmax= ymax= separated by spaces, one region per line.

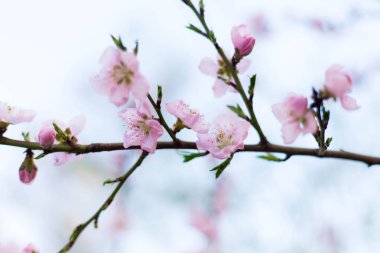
xmin=123 ymin=130 xmax=142 ymax=149
xmin=199 ymin=57 xmax=219 ymax=76
xmin=109 ymin=85 xmax=129 ymax=107
xmin=236 ymin=58 xmax=251 ymax=73
xmin=281 ymin=122 xmax=301 ymax=144
xmin=68 ymin=115 xmax=86 ymax=136
xmin=301 ymin=111 xmax=318 ymax=134
xmin=212 ymin=79 xmax=229 ymax=97
xmin=53 ymin=152 xmax=70 ymax=166
xmin=130 ymin=74 xmax=150 ymax=100
xmin=340 ymin=95 xmax=359 ymax=111
xmin=99 ymin=46 xmax=119 ymax=66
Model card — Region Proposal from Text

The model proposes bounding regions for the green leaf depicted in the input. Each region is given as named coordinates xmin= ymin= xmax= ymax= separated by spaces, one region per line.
xmin=111 ymin=35 xmax=127 ymax=51
xmin=210 ymin=156 xmax=233 ymax=178
xmin=325 ymin=137 xmax=333 ymax=148
xmin=179 ymin=151 xmax=209 ymax=162
xmin=187 ymin=24 xmax=206 ymax=37
xmin=227 ymin=104 xmax=246 ymax=119
xmin=103 ymin=178 xmax=119 ymax=186
xmin=248 ymin=74 xmax=256 ymax=99
xmin=157 ymin=85 xmax=162 ymax=105
xmin=22 ymin=132 xmax=30 ymax=142
xmin=258 ymin=153 xmax=290 ymax=162
xmin=133 ymin=40 xmax=139 ymax=55
xmin=35 ymin=153 xmax=46 ymax=160
xmin=53 ymin=123 xmax=68 ymax=142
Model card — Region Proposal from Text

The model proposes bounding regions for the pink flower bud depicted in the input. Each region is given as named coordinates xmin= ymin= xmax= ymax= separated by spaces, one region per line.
xmin=19 ymin=150 xmax=38 ymax=185
xmin=231 ymin=24 xmax=255 ymax=57
xmin=38 ymin=124 xmax=56 ymax=148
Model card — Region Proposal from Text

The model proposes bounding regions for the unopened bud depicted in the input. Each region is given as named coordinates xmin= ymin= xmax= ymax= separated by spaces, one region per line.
xmin=19 ymin=150 xmax=38 ymax=185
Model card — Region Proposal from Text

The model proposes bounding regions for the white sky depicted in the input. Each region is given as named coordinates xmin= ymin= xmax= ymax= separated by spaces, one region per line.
xmin=1 ymin=0 xmax=380 ymax=252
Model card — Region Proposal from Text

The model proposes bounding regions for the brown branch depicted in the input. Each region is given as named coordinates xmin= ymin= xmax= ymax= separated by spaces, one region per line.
xmin=1 ymin=136 xmax=379 ymax=166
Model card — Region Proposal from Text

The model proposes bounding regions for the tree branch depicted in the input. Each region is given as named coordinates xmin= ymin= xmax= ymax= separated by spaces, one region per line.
xmin=1 ymin=136 xmax=379 ymax=166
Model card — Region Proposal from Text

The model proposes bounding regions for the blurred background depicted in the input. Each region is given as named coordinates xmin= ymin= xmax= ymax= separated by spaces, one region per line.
xmin=1 ymin=0 xmax=380 ymax=252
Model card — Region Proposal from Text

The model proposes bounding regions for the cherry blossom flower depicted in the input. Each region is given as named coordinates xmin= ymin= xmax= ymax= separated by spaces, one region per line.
xmin=91 ymin=46 xmax=149 ymax=106
xmin=231 ymin=24 xmax=255 ymax=57
xmin=0 ymin=102 xmax=36 ymax=126
xmin=196 ymin=113 xmax=249 ymax=159
xmin=272 ymin=93 xmax=318 ymax=144
xmin=38 ymin=115 xmax=85 ymax=165
xmin=166 ymin=100 xmax=209 ymax=133
xmin=199 ymin=55 xmax=250 ymax=97
xmin=119 ymin=99 xmax=163 ymax=153
xmin=22 ymin=243 xmax=39 ymax=253
xmin=324 ymin=64 xmax=359 ymax=110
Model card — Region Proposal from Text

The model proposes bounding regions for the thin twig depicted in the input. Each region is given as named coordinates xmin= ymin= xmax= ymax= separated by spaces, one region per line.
xmin=59 ymin=152 xmax=148 ymax=253
xmin=147 ymin=94 xmax=178 ymax=142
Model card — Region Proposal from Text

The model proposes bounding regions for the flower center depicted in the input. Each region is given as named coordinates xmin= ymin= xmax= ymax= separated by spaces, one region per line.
xmin=217 ymin=60 xmax=232 ymax=79
xmin=112 ymin=63 xmax=134 ymax=85
xmin=130 ymin=120 xmax=151 ymax=136
xmin=216 ymin=129 xmax=233 ymax=149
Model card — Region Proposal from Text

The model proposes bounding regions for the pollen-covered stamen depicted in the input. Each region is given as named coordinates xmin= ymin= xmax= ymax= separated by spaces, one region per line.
xmin=128 ymin=119 xmax=151 ymax=136
xmin=112 ymin=62 xmax=134 ymax=85
xmin=213 ymin=128 xmax=233 ymax=149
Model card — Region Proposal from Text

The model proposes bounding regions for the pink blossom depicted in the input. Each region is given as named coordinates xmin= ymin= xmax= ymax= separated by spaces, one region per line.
xmin=119 ymin=99 xmax=163 ymax=153
xmin=231 ymin=24 xmax=255 ymax=57
xmin=38 ymin=123 xmax=56 ymax=148
xmin=40 ymin=115 xmax=85 ymax=165
xmin=272 ymin=93 xmax=318 ymax=144
xmin=166 ymin=100 xmax=209 ymax=133
xmin=199 ymin=55 xmax=250 ymax=97
xmin=91 ymin=46 xmax=149 ymax=106
xmin=196 ymin=113 xmax=249 ymax=159
xmin=324 ymin=64 xmax=359 ymax=110
xmin=0 ymin=102 xmax=36 ymax=125
xmin=190 ymin=208 xmax=218 ymax=242
xmin=22 ymin=243 xmax=39 ymax=253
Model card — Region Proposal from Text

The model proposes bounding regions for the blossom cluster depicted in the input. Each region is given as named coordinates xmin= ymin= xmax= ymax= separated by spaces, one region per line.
xmin=272 ymin=64 xmax=358 ymax=144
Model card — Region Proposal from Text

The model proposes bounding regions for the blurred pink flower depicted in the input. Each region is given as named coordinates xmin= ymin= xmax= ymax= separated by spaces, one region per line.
xmin=166 ymin=100 xmax=209 ymax=133
xmin=196 ymin=113 xmax=249 ymax=159
xmin=199 ymin=55 xmax=250 ymax=97
xmin=190 ymin=208 xmax=218 ymax=242
xmin=22 ymin=243 xmax=39 ymax=253
xmin=0 ymin=102 xmax=36 ymax=125
xmin=272 ymin=93 xmax=318 ymax=144
xmin=119 ymin=99 xmax=163 ymax=153
xmin=91 ymin=46 xmax=149 ymax=106
xmin=231 ymin=24 xmax=255 ymax=56
xmin=251 ymin=14 xmax=269 ymax=35
xmin=0 ymin=242 xmax=18 ymax=253
xmin=324 ymin=64 xmax=359 ymax=110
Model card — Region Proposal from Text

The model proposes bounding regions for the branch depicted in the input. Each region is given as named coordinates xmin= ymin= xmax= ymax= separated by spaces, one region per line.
xmin=59 ymin=152 xmax=148 ymax=253
xmin=181 ymin=0 xmax=268 ymax=144
xmin=147 ymin=94 xmax=178 ymax=142
xmin=1 ymin=136 xmax=380 ymax=166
